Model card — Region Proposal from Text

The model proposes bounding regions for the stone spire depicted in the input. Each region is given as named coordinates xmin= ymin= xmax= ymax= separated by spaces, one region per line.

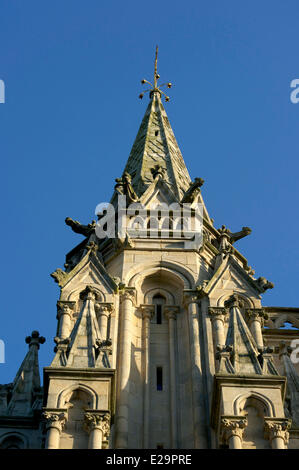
xmin=7 ymin=331 xmax=45 ymax=416
xmin=121 ymin=48 xmax=192 ymax=200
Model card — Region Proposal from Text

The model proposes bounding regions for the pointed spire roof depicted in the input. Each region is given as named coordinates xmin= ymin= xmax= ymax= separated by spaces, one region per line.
xmin=122 ymin=48 xmax=192 ymax=200
xmin=52 ymin=286 xmax=111 ymax=369
xmin=7 ymin=331 xmax=45 ymax=416
xmin=218 ymin=295 xmax=279 ymax=376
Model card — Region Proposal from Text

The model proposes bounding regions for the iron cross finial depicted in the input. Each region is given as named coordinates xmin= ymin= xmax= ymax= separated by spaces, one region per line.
xmin=139 ymin=46 xmax=172 ymax=102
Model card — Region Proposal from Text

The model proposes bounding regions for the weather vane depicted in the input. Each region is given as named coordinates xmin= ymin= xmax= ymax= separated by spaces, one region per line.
xmin=139 ymin=46 xmax=172 ymax=102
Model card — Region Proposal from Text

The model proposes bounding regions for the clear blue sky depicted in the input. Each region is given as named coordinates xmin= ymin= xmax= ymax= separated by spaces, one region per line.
xmin=1 ymin=0 xmax=298 ymax=383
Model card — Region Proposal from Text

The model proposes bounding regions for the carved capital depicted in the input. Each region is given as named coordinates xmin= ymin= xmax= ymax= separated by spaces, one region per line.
xmin=84 ymin=412 xmax=111 ymax=437
xmin=95 ymin=302 xmax=114 ymax=317
xmin=57 ymin=301 xmax=76 ymax=320
xmin=208 ymin=307 xmax=228 ymax=323
xmin=164 ymin=306 xmax=180 ymax=320
xmin=264 ymin=418 xmax=291 ymax=445
xmin=246 ymin=308 xmax=268 ymax=327
xmin=183 ymin=290 xmax=200 ymax=307
xmin=120 ymin=288 xmax=136 ymax=305
xmin=140 ymin=305 xmax=155 ymax=320
xmin=42 ymin=410 xmax=67 ymax=432
xmin=221 ymin=416 xmax=248 ymax=443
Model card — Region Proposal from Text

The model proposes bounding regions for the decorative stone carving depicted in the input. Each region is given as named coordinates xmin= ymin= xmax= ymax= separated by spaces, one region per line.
xmin=79 ymin=285 xmax=99 ymax=302
xmin=224 ymin=294 xmax=244 ymax=310
xmin=84 ymin=412 xmax=111 ymax=438
xmin=246 ymin=308 xmax=268 ymax=327
xmin=221 ymin=416 xmax=248 ymax=443
xmin=115 ymin=172 xmax=139 ymax=204
xmin=65 ymin=217 xmax=96 ymax=236
xmin=218 ymin=225 xmax=252 ymax=245
xmin=50 ymin=268 xmax=68 ymax=286
xmin=264 ymin=418 xmax=291 ymax=446
xmin=42 ymin=411 xmax=67 ymax=432
xmin=209 ymin=307 xmax=229 ymax=323
xmin=151 ymin=164 xmax=165 ymax=180
xmin=183 ymin=291 xmax=200 ymax=307
xmin=140 ymin=305 xmax=155 ymax=320
xmin=120 ymin=288 xmax=136 ymax=305
xmin=181 ymin=177 xmax=204 ymax=203
xmin=255 ymin=277 xmax=274 ymax=293
xmin=57 ymin=301 xmax=76 ymax=320
xmin=164 ymin=306 xmax=180 ymax=320
xmin=25 ymin=331 xmax=46 ymax=349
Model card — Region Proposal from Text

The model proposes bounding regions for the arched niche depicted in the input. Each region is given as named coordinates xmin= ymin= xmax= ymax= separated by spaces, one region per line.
xmin=57 ymin=383 xmax=97 ymax=409
xmin=0 ymin=432 xmax=27 ymax=449
xmin=234 ymin=393 xmax=273 ymax=449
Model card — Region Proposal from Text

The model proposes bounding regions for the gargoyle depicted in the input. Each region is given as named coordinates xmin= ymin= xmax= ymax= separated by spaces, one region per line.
xmin=51 ymin=268 xmax=67 ymax=286
xmin=115 ymin=171 xmax=139 ymax=204
xmin=218 ymin=225 xmax=252 ymax=244
xmin=151 ymin=164 xmax=165 ymax=179
xmin=181 ymin=177 xmax=204 ymax=203
xmin=65 ymin=217 xmax=96 ymax=237
xmin=255 ymin=277 xmax=274 ymax=292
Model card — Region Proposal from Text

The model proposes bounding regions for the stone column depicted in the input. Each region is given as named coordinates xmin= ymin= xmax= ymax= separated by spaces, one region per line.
xmin=57 ymin=301 xmax=75 ymax=339
xmin=208 ymin=307 xmax=228 ymax=348
xmin=164 ymin=306 xmax=179 ymax=449
xmin=221 ymin=416 xmax=248 ymax=449
xmin=84 ymin=412 xmax=111 ymax=449
xmin=115 ymin=288 xmax=136 ymax=449
xmin=246 ymin=309 xmax=268 ymax=350
xmin=96 ymin=303 xmax=113 ymax=340
xmin=183 ymin=292 xmax=202 ymax=448
xmin=43 ymin=410 xmax=67 ymax=449
xmin=264 ymin=418 xmax=291 ymax=449
xmin=140 ymin=305 xmax=154 ymax=448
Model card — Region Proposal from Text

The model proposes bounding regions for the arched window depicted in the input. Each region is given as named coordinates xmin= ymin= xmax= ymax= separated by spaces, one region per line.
xmin=153 ymin=294 xmax=166 ymax=325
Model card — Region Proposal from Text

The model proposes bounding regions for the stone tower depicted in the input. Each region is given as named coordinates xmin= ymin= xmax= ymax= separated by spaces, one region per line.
xmin=1 ymin=50 xmax=299 ymax=449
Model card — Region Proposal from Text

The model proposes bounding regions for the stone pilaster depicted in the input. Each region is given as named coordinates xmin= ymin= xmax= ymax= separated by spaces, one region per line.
xmin=164 ymin=306 xmax=180 ymax=448
xmin=140 ymin=305 xmax=155 ymax=448
xmin=115 ymin=288 xmax=136 ymax=448
xmin=183 ymin=291 xmax=202 ymax=447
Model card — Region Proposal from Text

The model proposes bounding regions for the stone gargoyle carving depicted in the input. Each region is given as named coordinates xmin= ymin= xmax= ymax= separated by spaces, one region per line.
xmin=181 ymin=177 xmax=205 ymax=203
xmin=65 ymin=217 xmax=96 ymax=237
xmin=218 ymin=225 xmax=252 ymax=244
xmin=115 ymin=171 xmax=139 ymax=204
xmin=255 ymin=276 xmax=274 ymax=292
